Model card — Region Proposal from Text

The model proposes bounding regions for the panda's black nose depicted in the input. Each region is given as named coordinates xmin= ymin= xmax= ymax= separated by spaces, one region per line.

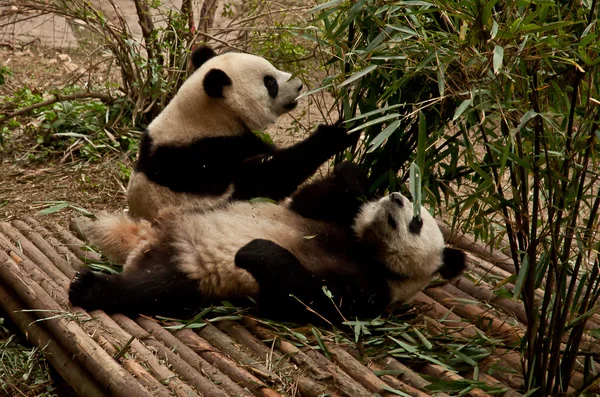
xmin=390 ymin=193 xmax=403 ymax=207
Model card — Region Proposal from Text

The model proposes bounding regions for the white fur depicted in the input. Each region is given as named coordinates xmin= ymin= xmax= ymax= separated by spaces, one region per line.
xmin=149 ymin=52 xmax=302 ymax=147
xmin=353 ymin=193 xmax=446 ymax=303
xmin=127 ymin=51 xmax=302 ymax=219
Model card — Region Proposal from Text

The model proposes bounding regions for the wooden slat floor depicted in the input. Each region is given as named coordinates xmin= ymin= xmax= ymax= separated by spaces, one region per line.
xmin=0 ymin=216 xmax=596 ymax=396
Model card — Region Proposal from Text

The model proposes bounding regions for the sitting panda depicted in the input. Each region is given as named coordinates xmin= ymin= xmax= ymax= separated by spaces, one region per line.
xmin=128 ymin=45 xmax=357 ymax=220
xmin=69 ymin=163 xmax=467 ymax=323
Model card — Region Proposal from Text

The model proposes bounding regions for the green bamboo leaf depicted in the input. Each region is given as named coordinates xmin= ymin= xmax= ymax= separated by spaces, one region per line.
xmin=307 ymin=0 xmax=343 ymax=14
xmin=339 ymin=65 xmax=378 ymax=88
xmin=437 ymin=66 xmax=445 ymax=96
xmin=346 ymin=104 xmax=404 ymax=122
xmin=493 ymin=45 xmax=504 ymax=74
xmin=349 ymin=113 xmax=401 ymax=133
xmin=38 ymin=202 xmax=70 ymax=215
xmin=367 ymin=120 xmax=401 ymax=153
xmin=452 ymin=98 xmax=473 ymax=121
xmin=295 ymin=83 xmax=333 ymax=100
xmin=513 ymin=255 xmax=529 ymax=299
xmin=491 ymin=20 xmax=499 ymax=39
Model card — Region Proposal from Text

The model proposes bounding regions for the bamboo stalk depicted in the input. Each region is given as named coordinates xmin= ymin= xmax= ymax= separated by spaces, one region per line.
xmin=217 ymin=321 xmax=336 ymax=397
xmin=0 ymin=223 xmax=70 ymax=289
xmin=0 ymin=251 xmax=153 ymax=397
xmin=0 ymin=284 xmax=108 ymax=397
xmin=301 ymin=346 xmax=375 ymax=397
xmin=324 ymin=342 xmax=414 ymax=397
xmin=0 ymin=236 xmax=70 ymax=305
xmin=376 ymin=356 xmax=446 ymax=395
xmin=368 ymin=360 xmax=435 ymax=397
xmin=248 ymin=323 xmax=332 ymax=381
xmin=136 ymin=317 xmax=254 ymax=397
xmin=175 ymin=327 xmax=282 ymax=397
xmin=50 ymin=223 xmax=102 ymax=262
xmin=438 ymin=222 xmax=514 ymax=273
xmin=113 ymin=314 xmax=228 ymax=397
xmin=90 ymin=311 xmax=199 ymax=397
xmin=197 ymin=322 xmax=278 ymax=381
xmin=22 ymin=216 xmax=85 ymax=269
xmin=420 ymin=364 xmax=493 ymax=397
xmin=424 ymin=287 xmax=523 ymax=343
xmin=11 ymin=219 xmax=77 ymax=277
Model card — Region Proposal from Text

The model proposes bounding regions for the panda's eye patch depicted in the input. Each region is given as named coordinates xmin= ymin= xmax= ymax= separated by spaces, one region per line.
xmin=387 ymin=214 xmax=398 ymax=230
xmin=264 ymin=75 xmax=279 ymax=99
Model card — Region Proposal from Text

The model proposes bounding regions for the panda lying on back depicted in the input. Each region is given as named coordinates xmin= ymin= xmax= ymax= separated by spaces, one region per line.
xmin=128 ymin=45 xmax=357 ymax=220
xmin=70 ymin=163 xmax=467 ymax=323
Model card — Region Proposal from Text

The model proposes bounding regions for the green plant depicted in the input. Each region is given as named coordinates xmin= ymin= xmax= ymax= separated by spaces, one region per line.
xmin=0 ymin=318 xmax=57 ymax=396
xmin=311 ymin=0 xmax=600 ymax=395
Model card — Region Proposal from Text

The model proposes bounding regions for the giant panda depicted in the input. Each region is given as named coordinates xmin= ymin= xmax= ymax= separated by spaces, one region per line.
xmin=128 ymin=45 xmax=357 ymax=220
xmin=69 ymin=163 xmax=467 ymax=323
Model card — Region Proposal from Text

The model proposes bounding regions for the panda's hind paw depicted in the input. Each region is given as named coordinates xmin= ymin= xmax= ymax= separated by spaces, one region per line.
xmin=69 ymin=268 xmax=111 ymax=311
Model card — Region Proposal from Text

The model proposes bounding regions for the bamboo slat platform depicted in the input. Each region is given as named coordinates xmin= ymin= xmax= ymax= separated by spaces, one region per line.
xmin=0 ymin=216 xmax=597 ymax=396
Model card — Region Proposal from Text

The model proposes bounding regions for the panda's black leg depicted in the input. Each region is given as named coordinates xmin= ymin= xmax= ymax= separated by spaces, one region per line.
xmin=69 ymin=264 xmax=206 ymax=317
xmin=235 ymin=239 xmax=333 ymax=322
xmin=231 ymin=124 xmax=359 ymax=201
xmin=289 ymin=161 xmax=368 ymax=226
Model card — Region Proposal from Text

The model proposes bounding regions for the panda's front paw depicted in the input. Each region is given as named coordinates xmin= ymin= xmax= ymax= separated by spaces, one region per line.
xmin=313 ymin=123 xmax=359 ymax=152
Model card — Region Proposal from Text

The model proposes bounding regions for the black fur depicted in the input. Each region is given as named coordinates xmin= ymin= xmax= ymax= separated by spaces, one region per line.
xmin=289 ymin=162 xmax=368 ymax=226
xmin=230 ymin=124 xmax=360 ymax=202
xmin=408 ymin=217 xmax=423 ymax=234
xmin=235 ymin=239 xmax=392 ymax=323
xmin=438 ymin=247 xmax=468 ymax=279
xmin=191 ymin=46 xmax=217 ymax=70
xmin=203 ymin=69 xmax=232 ymax=98
xmin=135 ymin=130 xmax=273 ymax=195
xmin=136 ymin=124 xmax=358 ymax=202
xmin=264 ymin=75 xmax=278 ymax=98
xmin=69 ymin=245 xmax=208 ymax=317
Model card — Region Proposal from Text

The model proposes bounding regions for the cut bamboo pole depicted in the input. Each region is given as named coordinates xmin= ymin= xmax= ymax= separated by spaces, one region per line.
xmin=90 ymin=311 xmax=199 ymax=397
xmin=22 ymin=216 xmax=85 ymax=270
xmin=113 ymin=314 xmax=229 ymax=397
xmin=300 ymin=346 xmax=376 ymax=397
xmin=176 ymin=327 xmax=282 ymax=397
xmin=0 ymin=284 xmax=108 ymax=397
xmin=0 ymin=236 xmax=70 ymax=305
xmin=11 ymin=219 xmax=76 ymax=277
xmin=376 ymin=356 xmax=447 ymax=396
xmin=0 ymin=225 xmax=70 ymax=289
xmin=420 ymin=364 xmax=493 ymax=397
xmin=197 ymin=322 xmax=278 ymax=381
xmin=217 ymin=321 xmax=336 ymax=397
xmin=324 ymin=342 xmax=415 ymax=397
xmin=248 ymin=323 xmax=332 ymax=381
xmin=0 ymin=251 xmax=153 ymax=397
xmin=424 ymin=287 xmax=523 ymax=343
xmin=136 ymin=317 xmax=254 ymax=397
xmin=438 ymin=222 xmax=514 ymax=274
xmin=50 ymin=223 xmax=102 ymax=262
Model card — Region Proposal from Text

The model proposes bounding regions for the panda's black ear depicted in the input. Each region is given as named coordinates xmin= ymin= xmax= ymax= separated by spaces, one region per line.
xmin=191 ymin=45 xmax=216 ymax=69
xmin=438 ymin=247 xmax=467 ymax=280
xmin=203 ymin=68 xmax=232 ymax=98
